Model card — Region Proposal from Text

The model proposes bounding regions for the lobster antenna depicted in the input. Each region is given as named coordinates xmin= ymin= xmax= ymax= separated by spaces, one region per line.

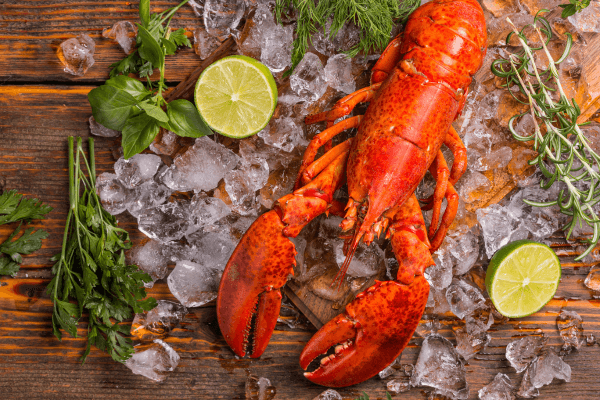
xmin=331 ymin=228 xmax=363 ymax=289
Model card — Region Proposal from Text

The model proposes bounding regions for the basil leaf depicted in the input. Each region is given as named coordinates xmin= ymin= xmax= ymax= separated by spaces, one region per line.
xmin=139 ymin=0 xmax=150 ymax=28
xmin=121 ymin=113 xmax=161 ymax=159
xmin=105 ymin=75 xmax=149 ymax=101
xmin=137 ymin=102 xmax=169 ymax=123
xmin=136 ymin=24 xmax=164 ymax=70
xmin=88 ymin=85 xmax=138 ymax=131
xmin=167 ymin=99 xmax=213 ymax=138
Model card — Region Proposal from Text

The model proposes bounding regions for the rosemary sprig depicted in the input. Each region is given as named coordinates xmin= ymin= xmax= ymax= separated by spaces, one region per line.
xmin=491 ymin=12 xmax=600 ymax=260
xmin=275 ymin=0 xmax=420 ymax=75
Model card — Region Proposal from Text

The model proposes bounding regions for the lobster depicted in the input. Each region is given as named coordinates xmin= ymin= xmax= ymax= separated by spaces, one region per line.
xmin=217 ymin=0 xmax=487 ymax=388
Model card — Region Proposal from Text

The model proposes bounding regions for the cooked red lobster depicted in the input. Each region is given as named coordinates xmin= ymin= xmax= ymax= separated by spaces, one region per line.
xmin=217 ymin=0 xmax=487 ymax=387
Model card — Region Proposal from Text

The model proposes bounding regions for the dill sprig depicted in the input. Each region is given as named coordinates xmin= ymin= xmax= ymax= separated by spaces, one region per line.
xmin=275 ymin=0 xmax=421 ymax=74
xmin=491 ymin=11 xmax=600 ymax=260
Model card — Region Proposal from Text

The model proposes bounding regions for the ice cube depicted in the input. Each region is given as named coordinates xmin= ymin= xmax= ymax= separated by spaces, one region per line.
xmin=167 ymin=260 xmax=221 ymax=307
xmin=312 ymin=389 xmax=342 ymax=400
xmin=568 ymin=0 xmax=600 ymax=32
xmin=459 ymin=171 xmax=492 ymax=203
xmin=454 ymin=326 xmax=490 ymax=361
xmin=188 ymin=0 xmax=203 ymax=16
xmin=465 ymin=304 xmax=494 ymax=336
xmin=333 ymin=241 xmax=385 ymax=278
xmin=186 ymin=230 xmax=236 ymax=271
xmin=258 ymin=117 xmax=306 ymax=152
xmin=125 ymin=339 xmax=180 ymax=382
xmin=203 ymin=0 xmax=245 ymax=40
xmin=482 ymin=0 xmax=522 ymax=17
xmin=260 ymin=22 xmax=294 ymax=73
xmin=224 ymin=155 xmax=269 ymax=209
xmin=114 ymin=154 xmax=163 ymax=189
xmin=89 ymin=116 xmax=120 ymax=137
xmin=150 ymin=130 xmax=179 ymax=156
xmin=517 ymin=348 xmax=571 ymax=398
xmin=245 ymin=374 xmax=277 ymax=400
xmin=193 ymin=27 xmax=222 ymax=59
xmin=260 ymin=164 xmax=297 ymax=208
xmin=57 ymin=33 xmax=95 ymax=76
xmin=505 ymin=336 xmax=547 ymax=373
xmin=162 ymin=136 xmax=240 ymax=192
xmin=427 ymin=286 xmax=451 ymax=314
xmin=128 ymin=239 xmax=170 ymax=288
xmin=476 ymin=204 xmax=515 ymax=258
xmin=449 ymin=231 xmax=480 ymax=275
xmin=102 ymin=21 xmax=137 ymax=54
xmin=137 ymin=201 xmax=191 ymax=243
xmin=473 ymin=146 xmax=513 ymax=171
xmin=556 ymin=309 xmax=584 ymax=351
xmin=445 ymin=278 xmax=486 ymax=319
xmin=324 ymin=54 xmax=356 ymax=94
xmin=311 ymin=20 xmax=361 ymax=56
xmin=586 ymin=333 xmax=596 ymax=345
xmin=131 ymin=300 xmax=188 ymax=341
xmin=414 ymin=320 xmax=441 ymax=338
xmin=584 ymin=266 xmax=600 ymax=291
xmin=425 ymin=249 xmax=453 ymax=290
xmin=379 ymin=362 xmax=396 ymax=379
xmin=127 ymin=181 xmax=171 ymax=218
xmin=96 ymin=172 xmax=132 ymax=215
xmin=410 ymin=333 xmax=469 ymax=400
xmin=387 ymin=379 xmax=411 ymax=394
xmin=290 ymin=52 xmax=328 ymax=103
xmin=188 ymin=193 xmax=231 ymax=232
xmin=478 ymin=373 xmax=515 ymax=400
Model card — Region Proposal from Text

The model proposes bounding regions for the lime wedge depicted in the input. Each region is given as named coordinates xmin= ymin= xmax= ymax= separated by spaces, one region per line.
xmin=486 ymin=240 xmax=561 ymax=318
xmin=194 ymin=55 xmax=277 ymax=138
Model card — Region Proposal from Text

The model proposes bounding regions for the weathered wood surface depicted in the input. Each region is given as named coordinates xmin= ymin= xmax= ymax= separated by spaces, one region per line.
xmin=2 ymin=1 xmax=600 ymax=399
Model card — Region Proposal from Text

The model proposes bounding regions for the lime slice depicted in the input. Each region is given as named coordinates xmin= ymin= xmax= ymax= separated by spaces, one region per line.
xmin=486 ymin=240 xmax=561 ymax=318
xmin=194 ymin=55 xmax=277 ymax=138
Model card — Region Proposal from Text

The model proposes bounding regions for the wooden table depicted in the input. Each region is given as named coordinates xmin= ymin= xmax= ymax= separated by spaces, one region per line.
xmin=2 ymin=1 xmax=600 ymax=399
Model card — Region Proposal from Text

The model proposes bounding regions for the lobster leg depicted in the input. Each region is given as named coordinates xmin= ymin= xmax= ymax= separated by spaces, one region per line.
xmin=295 ymin=116 xmax=362 ymax=189
xmin=427 ymin=150 xmax=450 ymax=239
xmin=445 ymin=126 xmax=468 ymax=185
xmin=371 ymin=34 xmax=403 ymax=84
xmin=430 ymin=182 xmax=459 ymax=251
xmin=218 ymin=142 xmax=351 ymax=358
xmin=300 ymin=194 xmax=431 ymax=387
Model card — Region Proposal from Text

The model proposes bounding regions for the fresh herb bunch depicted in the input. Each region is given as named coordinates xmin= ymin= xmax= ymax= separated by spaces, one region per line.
xmin=0 ymin=190 xmax=52 ymax=276
xmin=48 ymin=137 xmax=157 ymax=363
xmin=559 ymin=0 xmax=590 ymax=18
xmin=491 ymin=12 xmax=600 ymax=260
xmin=275 ymin=0 xmax=420 ymax=74
xmin=88 ymin=0 xmax=212 ymax=159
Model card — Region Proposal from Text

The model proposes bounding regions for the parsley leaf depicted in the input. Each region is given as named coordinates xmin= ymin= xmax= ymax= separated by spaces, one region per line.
xmin=560 ymin=0 xmax=590 ymax=18
xmin=49 ymin=137 xmax=157 ymax=363
xmin=0 ymin=191 xmax=52 ymax=277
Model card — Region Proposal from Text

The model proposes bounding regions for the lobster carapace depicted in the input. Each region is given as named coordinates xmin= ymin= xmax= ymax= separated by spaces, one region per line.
xmin=217 ymin=0 xmax=487 ymax=387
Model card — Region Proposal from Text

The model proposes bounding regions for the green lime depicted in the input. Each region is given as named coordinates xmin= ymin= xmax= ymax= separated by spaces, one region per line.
xmin=194 ymin=55 xmax=277 ymax=138
xmin=486 ymin=240 xmax=561 ymax=318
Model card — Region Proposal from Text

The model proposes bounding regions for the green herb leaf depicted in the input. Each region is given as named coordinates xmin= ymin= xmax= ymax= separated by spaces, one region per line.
xmin=0 ymin=224 xmax=48 ymax=261
xmin=161 ymin=36 xmax=178 ymax=56
xmin=109 ymin=51 xmax=140 ymax=78
xmin=139 ymin=0 xmax=151 ymax=28
xmin=167 ymin=99 xmax=213 ymax=138
xmin=137 ymin=101 xmax=169 ymax=122
xmin=105 ymin=75 xmax=150 ymax=101
xmin=0 ymin=191 xmax=52 ymax=225
xmin=0 ymin=257 xmax=20 ymax=276
xmin=88 ymin=85 xmax=138 ymax=131
xmin=121 ymin=113 xmax=161 ymax=159
xmin=169 ymin=28 xmax=192 ymax=48
xmin=136 ymin=23 xmax=164 ymax=70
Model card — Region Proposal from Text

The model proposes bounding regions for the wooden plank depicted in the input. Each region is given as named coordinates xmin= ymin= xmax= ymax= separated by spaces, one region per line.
xmin=0 ymin=0 xmax=206 ymax=83
xmin=3 ymin=278 xmax=600 ymax=399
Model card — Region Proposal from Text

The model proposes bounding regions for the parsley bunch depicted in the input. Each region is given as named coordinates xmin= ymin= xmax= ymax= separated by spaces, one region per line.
xmin=275 ymin=0 xmax=420 ymax=74
xmin=0 ymin=190 xmax=52 ymax=276
xmin=48 ymin=137 xmax=157 ymax=363
xmin=88 ymin=0 xmax=212 ymax=159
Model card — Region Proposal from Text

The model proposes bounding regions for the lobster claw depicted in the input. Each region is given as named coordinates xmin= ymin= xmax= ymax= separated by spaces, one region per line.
xmin=217 ymin=210 xmax=296 ymax=358
xmin=300 ymin=277 xmax=429 ymax=387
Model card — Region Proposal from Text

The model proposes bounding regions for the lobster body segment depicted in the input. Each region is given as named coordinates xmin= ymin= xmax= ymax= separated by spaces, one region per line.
xmin=217 ymin=0 xmax=486 ymax=388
